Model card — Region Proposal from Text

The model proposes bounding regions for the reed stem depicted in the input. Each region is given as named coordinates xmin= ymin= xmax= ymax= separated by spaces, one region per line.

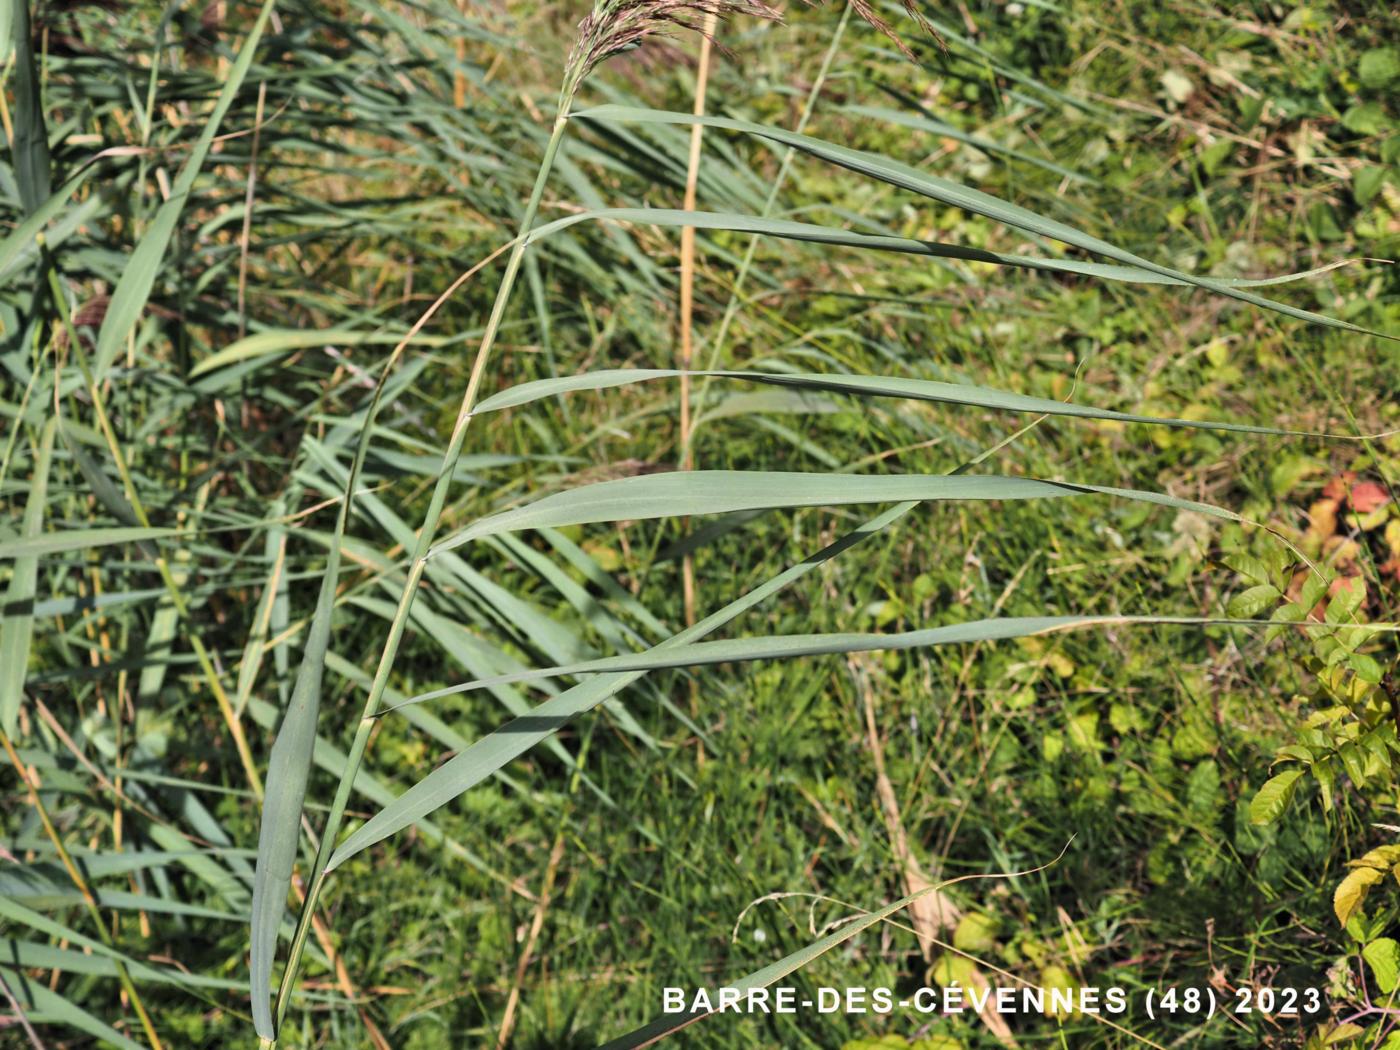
xmin=268 ymin=109 xmax=573 ymax=1041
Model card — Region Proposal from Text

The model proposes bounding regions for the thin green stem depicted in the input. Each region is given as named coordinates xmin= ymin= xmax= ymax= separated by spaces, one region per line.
xmin=46 ymin=265 xmax=264 ymax=798
xmin=690 ymin=2 xmax=852 ymax=417
xmin=0 ymin=729 xmax=164 ymax=1050
xmin=269 ymin=109 xmax=573 ymax=1040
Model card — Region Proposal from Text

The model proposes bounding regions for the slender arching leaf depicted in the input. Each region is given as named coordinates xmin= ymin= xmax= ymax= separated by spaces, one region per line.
xmin=0 ymin=526 xmax=181 ymax=559
xmin=187 ymin=328 xmax=453 ymax=379
xmin=325 ymin=501 xmax=921 ymax=871
xmin=394 ymin=613 xmax=1396 ymax=703
xmin=522 ymin=207 xmax=1354 ymax=289
xmin=573 ymin=106 xmax=1396 ymax=341
xmin=248 ymin=550 xmax=338 ymax=1039
xmin=0 ymin=967 xmax=145 ymax=1050
xmin=473 ymin=367 xmax=1338 ymax=438
xmin=10 ymin=0 xmax=51 ymax=215
xmin=431 ymin=471 xmax=1236 ymax=552
xmin=0 ymin=169 xmax=94 ymax=284
xmin=840 ymin=102 xmax=1094 ymax=183
xmin=1 ymin=417 xmax=55 ymax=735
xmin=92 ymin=0 xmax=279 ymax=381
xmin=595 ymin=870 xmax=1016 ymax=1049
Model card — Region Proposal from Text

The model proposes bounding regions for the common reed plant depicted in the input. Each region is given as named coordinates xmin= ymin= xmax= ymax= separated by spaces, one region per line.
xmin=245 ymin=3 xmax=1395 ymax=1048
xmin=4 ymin=1 xmax=1398 ymax=1047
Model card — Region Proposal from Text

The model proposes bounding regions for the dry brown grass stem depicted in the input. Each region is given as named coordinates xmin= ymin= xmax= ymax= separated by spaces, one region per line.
xmin=677 ymin=12 xmax=717 ymax=642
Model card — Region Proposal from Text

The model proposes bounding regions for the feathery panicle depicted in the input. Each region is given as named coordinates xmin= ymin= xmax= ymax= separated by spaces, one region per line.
xmin=566 ymin=0 xmax=781 ymax=90
xmin=563 ymin=0 xmax=940 ymax=97
xmin=844 ymin=0 xmax=942 ymax=59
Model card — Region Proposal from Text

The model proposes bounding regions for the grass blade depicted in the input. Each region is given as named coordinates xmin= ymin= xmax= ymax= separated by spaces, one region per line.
xmin=248 ymin=554 xmax=338 ymax=1039
xmin=523 ymin=207 xmax=1350 ymax=288
xmin=394 ymin=614 xmax=1356 ymax=702
xmin=10 ymin=0 xmax=51 ymax=214
xmin=0 ymin=526 xmax=180 ymax=560
xmin=473 ymin=367 xmax=1344 ymax=437
xmin=326 ymin=499 xmax=936 ymax=870
xmin=0 ymin=967 xmax=145 ymax=1050
xmin=574 ymin=106 xmax=1395 ymax=340
xmin=433 ymin=471 xmax=1234 ymax=551
xmin=92 ymin=0 xmax=278 ymax=381
xmin=0 ymin=418 xmax=54 ymax=736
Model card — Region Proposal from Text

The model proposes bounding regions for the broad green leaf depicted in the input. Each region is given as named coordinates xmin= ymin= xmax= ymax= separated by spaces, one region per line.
xmin=1336 ymin=865 xmax=1388 ymax=926
xmin=92 ymin=0 xmax=278 ymax=380
xmin=474 ymin=367 xmax=1327 ymax=438
xmin=1351 ymin=652 xmax=1385 ymax=684
xmin=1326 ymin=578 xmax=1367 ymax=625
xmin=1250 ymin=768 xmax=1303 ymax=825
xmin=1365 ymin=938 xmax=1400 ymax=994
xmin=432 ymin=470 xmax=1236 ymax=551
xmin=1300 ymin=573 xmax=1331 ymax=610
xmin=1221 ymin=553 xmax=1275 ymax=586
xmin=0 ymin=417 xmax=54 ymax=735
xmin=575 ymin=106 xmax=1396 ymax=341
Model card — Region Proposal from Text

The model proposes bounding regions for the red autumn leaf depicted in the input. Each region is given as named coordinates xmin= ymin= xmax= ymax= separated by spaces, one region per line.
xmin=1381 ymin=557 xmax=1400 ymax=585
xmin=1323 ymin=471 xmax=1357 ymax=501
xmin=1349 ymin=480 xmax=1391 ymax=514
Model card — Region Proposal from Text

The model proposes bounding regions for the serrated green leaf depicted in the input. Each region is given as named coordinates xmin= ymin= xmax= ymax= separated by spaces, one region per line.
xmin=1351 ymin=652 xmax=1385 ymax=684
xmin=1250 ymin=768 xmax=1303 ymax=824
xmin=1228 ymin=584 xmax=1281 ymax=618
xmin=1327 ymin=578 xmax=1368 ymax=624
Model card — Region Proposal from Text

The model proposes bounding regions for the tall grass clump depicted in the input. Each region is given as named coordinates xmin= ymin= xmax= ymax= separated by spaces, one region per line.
xmin=243 ymin=5 xmax=1395 ymax=1050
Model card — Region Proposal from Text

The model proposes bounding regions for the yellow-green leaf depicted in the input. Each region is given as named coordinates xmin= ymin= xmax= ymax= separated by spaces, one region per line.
xmin=1335 ymin=866 xmax=1387 ymax=926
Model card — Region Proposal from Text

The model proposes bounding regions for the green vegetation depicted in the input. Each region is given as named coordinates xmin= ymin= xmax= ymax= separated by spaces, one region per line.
xmin=3 ymin=1 xmax=1400 ymax=1047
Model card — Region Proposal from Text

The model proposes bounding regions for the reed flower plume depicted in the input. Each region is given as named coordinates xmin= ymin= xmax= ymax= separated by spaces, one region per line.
xmin=844 ymin=0 xmax=940 ymax=59
xmin=563 ymin=0 xmax=939 ymax=101
xmin=564 ymin=0 xmax=782 ymax=96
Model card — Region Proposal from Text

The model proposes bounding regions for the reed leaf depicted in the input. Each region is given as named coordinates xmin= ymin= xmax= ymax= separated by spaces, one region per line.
xmin=0 ymin=418 xmax=54 ymax=735
xmin=523 ymin=206 xmax=1359 ymax=288
xmin=472 ymin=367 xmax=1347 ymax=438
xmin=574 ymin=106 xmax=1396 ymax=340
xmin=92 ymin=0 xmax=278 ymax=381
xmin=433 ymin=470 xmax=1235 ymax=551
